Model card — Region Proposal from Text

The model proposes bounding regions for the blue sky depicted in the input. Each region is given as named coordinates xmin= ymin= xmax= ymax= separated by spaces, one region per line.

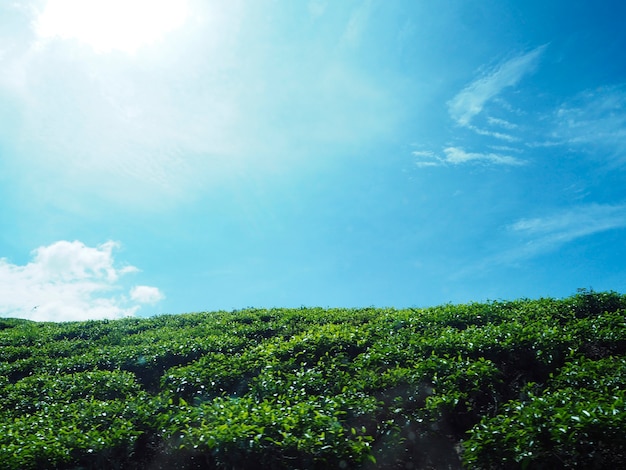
xmin=2 ymin=0 xmax=626 ymax=321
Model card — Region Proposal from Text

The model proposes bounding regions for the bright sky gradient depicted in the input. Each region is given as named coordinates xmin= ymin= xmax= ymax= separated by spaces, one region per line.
xmin=2 ymin=0 xmax=626 ymax=321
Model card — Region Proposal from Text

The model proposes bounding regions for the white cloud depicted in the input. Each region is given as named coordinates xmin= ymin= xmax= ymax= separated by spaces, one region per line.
xmin=32 ymin=240 xmax=132 ymax=282
xmin=0 ymin=240 xmax=164 ymax=322
xmin=413 ymin=146 xmax=524 ymax=167
xmin=448 ymin=45 xmax=546 ymax=126
xmin=130 ymin=285 xmax=165 ymax=304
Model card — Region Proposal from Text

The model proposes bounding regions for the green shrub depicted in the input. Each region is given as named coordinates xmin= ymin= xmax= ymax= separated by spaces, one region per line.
xmin=463 ymin=387 xmax=626 ymax=469
xmin=156 ymin=394 xmax=378 ymax=469
xmin=0 ymin=398 xmax=145 ymax=469
xmin=0 ymin=370 xmax=141 ymax=417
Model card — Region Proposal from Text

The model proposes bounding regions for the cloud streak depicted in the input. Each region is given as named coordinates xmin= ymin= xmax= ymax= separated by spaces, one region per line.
xmin=414 ymin=146 xmax=524 ymax=167
xmin=0 ymin=241 xmax=164 ymax=322
xmin=506 ymin=203 xmax=626 ymax=259
xmin=455 ymin=203 xmax=626 ymax=280
xmin=468 ymin=125 xmax=520 ymax=142
xmin=448 ymin=45 xmax=546 ymax=127
xmin=487 ymin=116 xmax=518 ymax=130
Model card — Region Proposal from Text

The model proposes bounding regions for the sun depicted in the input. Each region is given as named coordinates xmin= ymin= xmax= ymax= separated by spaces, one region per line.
xmin=34 ymin=0 xmax=189 ymax=54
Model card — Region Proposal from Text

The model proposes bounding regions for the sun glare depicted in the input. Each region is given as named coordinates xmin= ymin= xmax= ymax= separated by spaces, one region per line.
xmin=34 ymin=0 xmax=189 ymax=54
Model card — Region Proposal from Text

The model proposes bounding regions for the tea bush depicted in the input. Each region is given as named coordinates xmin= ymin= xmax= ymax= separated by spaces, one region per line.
xmin=0 ymin=291 xmax=625 ymax=468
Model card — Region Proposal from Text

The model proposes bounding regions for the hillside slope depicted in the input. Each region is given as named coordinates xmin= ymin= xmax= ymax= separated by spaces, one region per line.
xmin=1 ymin=290 xmax=625 ymax=469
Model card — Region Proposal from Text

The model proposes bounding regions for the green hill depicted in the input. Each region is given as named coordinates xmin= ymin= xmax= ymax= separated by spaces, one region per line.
xmin=1 ymin=290 xmax=625 ymax=469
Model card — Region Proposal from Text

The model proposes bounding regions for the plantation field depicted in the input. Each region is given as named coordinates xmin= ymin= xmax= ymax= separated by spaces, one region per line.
xmin=1 ymin=290 xmax=626 ymax=469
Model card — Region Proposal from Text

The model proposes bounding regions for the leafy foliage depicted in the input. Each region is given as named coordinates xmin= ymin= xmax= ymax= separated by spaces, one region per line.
xmin=0 ymin=291 xmax=625 ymax=468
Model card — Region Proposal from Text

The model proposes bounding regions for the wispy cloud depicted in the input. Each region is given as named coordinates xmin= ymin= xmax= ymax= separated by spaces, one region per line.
xmin=414 ymin=146 xmax=524 ymax=167
xmin=412 ymin=150 xmax=439 ymax=167
xmin=487 ymin=116 xmax=518 ymax=130
xmin=413 ymin=45 xmax=546 ymax=170
xmin=507 ymin=203 xmax=626 ymax=259
xmin=551 ymin=85 xmax=626 ymax=164
xmin=0 ymin=241 xmax=164 ymax=321
xmin=448 ymin=45 xmax=546 ymax=127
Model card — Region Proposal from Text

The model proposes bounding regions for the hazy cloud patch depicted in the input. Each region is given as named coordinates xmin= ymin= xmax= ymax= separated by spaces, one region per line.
xmin=552 ymin=85 xmax=626 ymax=164
xmin=33 ymin=0 xmax=190 ymax=54
xmin=0 ymin=1 xmax=401 ymax=211
xmin=308 ymin=0 xmax=328 ymax=19
xmin=341 ymin=0 xmax=374 ymax=49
